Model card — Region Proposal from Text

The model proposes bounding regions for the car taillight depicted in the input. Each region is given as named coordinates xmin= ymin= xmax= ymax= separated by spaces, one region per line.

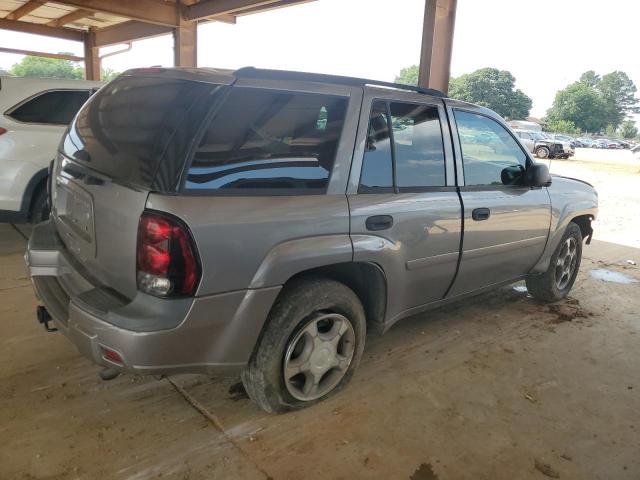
xmin=136 ymin=211 xmax=200 ymax=297
xmin=0 ymin=127 xmax=7 ymax=135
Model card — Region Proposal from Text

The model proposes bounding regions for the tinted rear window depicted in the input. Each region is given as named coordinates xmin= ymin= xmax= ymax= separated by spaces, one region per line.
xmin=61 ymin=76 xmax=216 ymax=188
xmin=185 ymin=88 xmax=348 ymax=194
xmin=9 ymin=90 xmax=90 ymax=125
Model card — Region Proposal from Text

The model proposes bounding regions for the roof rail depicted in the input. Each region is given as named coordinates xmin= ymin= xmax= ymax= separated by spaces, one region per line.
xmin=234 ymin=67 xmax=446 ymax=98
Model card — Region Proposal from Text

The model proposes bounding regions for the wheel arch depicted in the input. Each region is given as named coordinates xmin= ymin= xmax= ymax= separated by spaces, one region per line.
xmin=281 ymin=262 xmax=388 ymax=335
xmin=21 ymin=168 xmax=48 ymax=220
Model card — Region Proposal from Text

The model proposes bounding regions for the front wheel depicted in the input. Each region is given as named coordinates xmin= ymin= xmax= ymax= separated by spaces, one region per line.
xmin=242 ymin=278 xmax=366 ymax=413
xmin=526 ymin=222 xmax=583 ymax=302
xmin=535 ymin=146 xmax=550 ymax=159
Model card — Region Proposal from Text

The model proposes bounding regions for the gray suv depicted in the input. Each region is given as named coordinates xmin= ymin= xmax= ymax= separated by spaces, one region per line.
xmin=26 ymin=67 xmax=598 ymax=413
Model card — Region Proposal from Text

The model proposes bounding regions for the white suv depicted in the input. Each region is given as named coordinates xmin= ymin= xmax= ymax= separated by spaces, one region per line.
xmin=0 ymin=76 xmax=102 ymax=223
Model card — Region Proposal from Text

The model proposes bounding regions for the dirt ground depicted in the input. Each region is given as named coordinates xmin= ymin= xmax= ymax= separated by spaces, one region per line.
xmin=1 ymin=149 xmax=639 ymax=480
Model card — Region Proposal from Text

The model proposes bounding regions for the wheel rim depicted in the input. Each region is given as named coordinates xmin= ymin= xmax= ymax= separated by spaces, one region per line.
xmin=537 ymin=147 xmax=548 ymax=158
xmin=555 ymin=237 xmax=578 ymax=290
xmin=283 ymin=312 xmax=356 ymax=402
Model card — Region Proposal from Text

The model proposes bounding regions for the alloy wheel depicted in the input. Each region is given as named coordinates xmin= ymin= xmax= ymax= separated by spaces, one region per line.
xmin=283 ymin=313 xmax=356 ymax=401
xmin=555 ymin=237 xmax=578 ymax=290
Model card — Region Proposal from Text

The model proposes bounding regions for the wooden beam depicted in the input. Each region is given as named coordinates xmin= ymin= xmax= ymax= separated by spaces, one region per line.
xmin=232 ymin=0 xmax=315 ymax=16
xmin=429 ymin=0 xmax=457 ymax=93
xmin=417 ymin=0 xmax=457 ymax=93
xmin=185 ymin=0 xmax=282 ymax=20
xmin=94 ymin=20 xmax=173 ymax=47
xmin=418 ymin=0 xmax=436 ymax=88
xmin=174 ymin=16 xmax=197 ymax=67
xmin=84 ymin=28 xmax=100 ymax=80
xmin=0 ymin=17 xmax=84 ymax=41
xmin=47 ymin=9 xmax=93 ymax=27
xmin=208 ymin=13 xmax=236 ymax=24
xmin=0 ymin=47 xmax=83 ymax=61
xmin=49 ymin=0 xmax=179 ymax=27
xmin=4 ymin=0 xmax=45 ymax=20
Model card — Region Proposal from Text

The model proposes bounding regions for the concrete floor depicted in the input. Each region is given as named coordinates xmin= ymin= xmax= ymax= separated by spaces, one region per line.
xmin=1 ymin=150 xmax=639 ymax=480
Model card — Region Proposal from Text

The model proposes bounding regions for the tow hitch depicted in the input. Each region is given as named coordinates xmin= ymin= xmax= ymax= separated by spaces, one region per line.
xmin=36 ymin=306 xmax=58 ymax=332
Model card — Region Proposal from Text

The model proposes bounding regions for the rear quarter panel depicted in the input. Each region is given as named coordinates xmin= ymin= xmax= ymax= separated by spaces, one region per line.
xmin=146 ymin=194 xmax=352 ymax=296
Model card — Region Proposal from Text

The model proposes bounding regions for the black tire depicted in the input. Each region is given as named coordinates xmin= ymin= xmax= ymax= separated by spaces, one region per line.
xmin=241 ymin=277 xmax=366 ymax=413
xmin=29 ymin=187 xmax=50 ymax=224
xmin=526 ymin=222 xmax=583 ymax=302
xmin=535 ymin=146 xmax=550 ymax=159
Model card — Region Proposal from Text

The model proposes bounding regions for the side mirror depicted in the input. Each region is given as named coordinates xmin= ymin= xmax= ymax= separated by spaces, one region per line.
xmin=526 ymin=163 xmax=552 ymax=187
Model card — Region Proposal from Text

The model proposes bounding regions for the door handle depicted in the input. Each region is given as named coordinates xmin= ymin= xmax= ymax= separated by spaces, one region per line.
xmin=366 ymin=215 xmax=393 ymax=231
xmin=472 ymin=208 xmax=490 ymax=221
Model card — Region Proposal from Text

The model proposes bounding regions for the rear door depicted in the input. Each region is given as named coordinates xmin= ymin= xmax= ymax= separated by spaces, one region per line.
xmin=447 ymin=107 xmax=551 ymax=296
xmin=348 ymin=89 xmax=462 ymax=322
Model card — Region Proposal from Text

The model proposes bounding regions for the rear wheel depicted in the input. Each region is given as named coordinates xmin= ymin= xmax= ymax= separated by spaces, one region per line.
xmin=241 ymin=278 xmax=366 ymax=413
xmin=535 ymin=146 xmax=550 ymax=159
xmin=29 ymin=187 xmax=50 ymax=224
xmin=526 ymin=222 xmax=583 ymax=302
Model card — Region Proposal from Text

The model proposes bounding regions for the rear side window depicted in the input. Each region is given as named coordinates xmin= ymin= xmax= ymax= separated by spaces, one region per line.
xmin=185 ymin=88 xmax=348 ymax=194
xmin=359 ymin=100 xmax=446 ymax=193
xmin=8 ymin=90 xmax=90 ymax=125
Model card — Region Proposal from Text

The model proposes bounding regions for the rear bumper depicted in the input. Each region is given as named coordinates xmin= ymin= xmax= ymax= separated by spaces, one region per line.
xmin=26 ymin=221 xmax=281 ymax=376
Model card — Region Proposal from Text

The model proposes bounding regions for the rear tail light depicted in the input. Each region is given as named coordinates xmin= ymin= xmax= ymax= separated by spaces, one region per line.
xmin=136 ymin=211 xmax=201 ymax=297
xmin=0 ymin=127 xmax=7 ymax=135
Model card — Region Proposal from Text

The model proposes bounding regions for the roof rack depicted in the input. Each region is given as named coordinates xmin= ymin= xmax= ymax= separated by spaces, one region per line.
xmin=234 ymin=67 xmax=446 ymax=98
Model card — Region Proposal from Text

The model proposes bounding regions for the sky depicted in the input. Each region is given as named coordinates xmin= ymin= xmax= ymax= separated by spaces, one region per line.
xmin=1 ymin=0 xmax=639 ymax=121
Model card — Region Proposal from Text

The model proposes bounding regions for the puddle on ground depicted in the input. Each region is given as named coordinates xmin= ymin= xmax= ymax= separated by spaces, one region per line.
xmin=589 ymin=269 xmax=638 ymax=284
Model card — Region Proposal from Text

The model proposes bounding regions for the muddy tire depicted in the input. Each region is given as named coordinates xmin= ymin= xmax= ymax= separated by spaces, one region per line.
xmin=241 ymin=278 xmax=366 ymax=413
xmin=535 ymin=146 xmax=550 ymax=159
xmin=526 ymin=222 xmax=583 ymax=302
xmin=30 ymin=187 xmax=50 ymax=224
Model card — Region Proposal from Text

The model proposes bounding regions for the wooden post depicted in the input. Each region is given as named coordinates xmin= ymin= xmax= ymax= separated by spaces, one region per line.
xmin=418 ymin=0 xmax=436 ymax=89
xmin=84 ymin=29 xmax=101 ymax=80
xmin=418 ymin=0 xmax=457 ymax=94
xmin=174 ymin=4 xmax=197 ymax=68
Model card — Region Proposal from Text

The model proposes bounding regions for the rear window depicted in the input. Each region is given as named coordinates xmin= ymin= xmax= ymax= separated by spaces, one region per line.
xmin=185 ymin=88 xmax=348 ymax=194
xmin=61 ymin=76 xmax=216 ymax=188
xmin=8 ymin=90 xmax=90 ymax=125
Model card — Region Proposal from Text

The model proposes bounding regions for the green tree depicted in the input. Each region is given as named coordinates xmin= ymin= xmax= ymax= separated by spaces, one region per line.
xmin=596 ymin=71 xmax=639 ymax=127
xmin=546 ymin=82 xmax=609 ymax=132
xmin=10 ymin=55 xmax=83 ymax=79
xmin=394 ymin=65 xmax=419 ymax=86
xmin=447 ymin=68 xmax=532 ymax=119
xmin=620 ymin=120 xmax=638 ymax=139
xmin=546 ymin=119 xmax=580 ymax=134
xmin=101 ymin=67 xmax=120 ymax=82
xmin=579 ymin=70 xmax=600 ymax=88
xmin=604 ymin=124 xmax=616 ymax=137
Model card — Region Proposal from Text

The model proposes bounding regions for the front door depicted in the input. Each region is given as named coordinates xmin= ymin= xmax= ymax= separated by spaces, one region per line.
xmin=447 ymin=109 xmax=551 ymax=296
xmin=348 ymin=92 xmax=462 ymax=323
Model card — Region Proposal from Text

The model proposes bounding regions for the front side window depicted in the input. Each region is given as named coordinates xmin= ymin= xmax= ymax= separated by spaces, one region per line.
xmin=8 ymin=90 xmax=90 ymax=125
xmin=454 ymin=110 xmax=527 ymax=187
xmin=359 ymin=99 xmax=446 ymax=193
xmin=186 ymin=88 xmax=348 ymax=194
